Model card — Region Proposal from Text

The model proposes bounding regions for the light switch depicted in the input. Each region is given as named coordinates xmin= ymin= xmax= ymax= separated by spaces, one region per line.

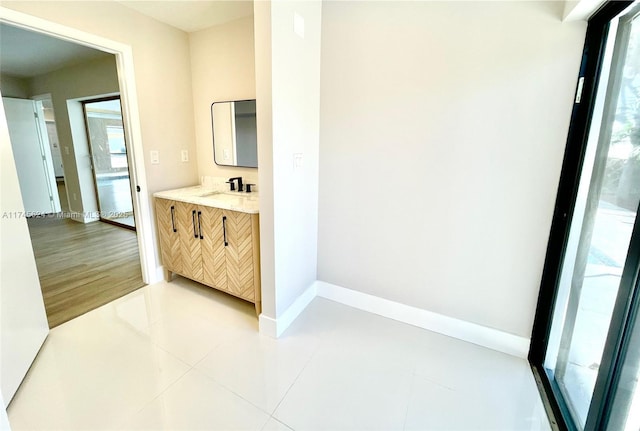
xmin=223 ymin=149 xmax=230 ymax=161
xmin=150 ymin=150 xmax=160 ymax=165
xmin=181 ymin=150 xmax=189 ymax=162
xmin=293 ymin=153 xmax=303 ymax=169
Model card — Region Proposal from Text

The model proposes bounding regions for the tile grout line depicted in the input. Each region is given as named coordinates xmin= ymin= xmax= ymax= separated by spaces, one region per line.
xmin=186 ymin=366 xmax=275 ymax=419
xmin=142 ymin=298 xmax=271 ymax=420
xmin=116 ymin=355 xmax=195 ymax=428
xmin=267 ymin=336 xmax=324 ymax=424
xmin=114 ymin=301 xmax=196 ymax=429
xmin=402 ymin=371 xmax=417 ymax=431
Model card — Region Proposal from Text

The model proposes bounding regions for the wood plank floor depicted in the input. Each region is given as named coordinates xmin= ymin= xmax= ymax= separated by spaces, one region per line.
xmin=27 ymin=216 xmax=144 ymax=328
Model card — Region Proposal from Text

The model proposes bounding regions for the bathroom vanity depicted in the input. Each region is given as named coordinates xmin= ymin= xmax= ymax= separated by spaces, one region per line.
xmin=154 ymin=186 xmax=261 ymax=315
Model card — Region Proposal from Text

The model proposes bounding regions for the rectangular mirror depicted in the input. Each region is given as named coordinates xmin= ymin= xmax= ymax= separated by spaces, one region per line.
xmin=211 ymin=99 xmax=258 ymax=168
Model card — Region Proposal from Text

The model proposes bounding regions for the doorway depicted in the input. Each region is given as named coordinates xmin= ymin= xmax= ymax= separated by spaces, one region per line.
xmin=0 ymin=8 xmax=159 ymax=285
xmin=530 ymin=2 xmax=640 ymax=430
xmin=2 ymin=97 xmax=61 ymax=215
xmin=0 ymin=21 xmax=151 ymax=326
xmin=83 ymin=97 xmax=135 ymax=229
xmin=33 ymin=94 xmax=71 ymax=213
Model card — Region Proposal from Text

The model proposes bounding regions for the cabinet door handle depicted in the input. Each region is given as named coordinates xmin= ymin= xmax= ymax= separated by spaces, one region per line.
xmin=197 ymin=211 xmax=203 ymax=239
xmin=192 ymin=210 xmax=198 ymax=238
xmin=222 ymin=216 xmax=228 ymax=247
xmin=170 ymin=205 xmax=176 ymax=232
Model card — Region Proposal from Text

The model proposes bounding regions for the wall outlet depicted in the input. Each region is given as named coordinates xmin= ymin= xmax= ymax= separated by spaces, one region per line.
xmin=150 ymin=150 xmax=160 ymax=165
xmin=73 ymin=193 xmax=77 ymax=201
xmin=293 ymin=153 xmax=304 ymax=169
xmin=181 ymin=150 xmax=189 ymax=162
xmin=64 ymin=146 xmax=70 ymax=155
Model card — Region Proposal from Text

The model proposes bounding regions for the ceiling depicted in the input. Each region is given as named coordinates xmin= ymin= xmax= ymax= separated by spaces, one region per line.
xmin=0 ymin=1 xmax=253 ymax=79
xmin=0 ymin=24 xmax=113 ymax=78
xmin=118 ymin=1 xmax=253 ymax=33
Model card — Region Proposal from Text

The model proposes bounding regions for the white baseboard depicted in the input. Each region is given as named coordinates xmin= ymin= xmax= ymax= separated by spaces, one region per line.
xmin=259 ymin=281 xmax=317 ymax=338
xmin=66 ymin=212 xmax=88 ymax=223
xmin=315 ymin=281 xmax=530 ymax=358
xmin=151 ymin=265 xmax=166 ymax=284
xmin=258 ymin=314 xmax=278 ymax=338
xmin=67 ymin=212 xmax=98 ymax=223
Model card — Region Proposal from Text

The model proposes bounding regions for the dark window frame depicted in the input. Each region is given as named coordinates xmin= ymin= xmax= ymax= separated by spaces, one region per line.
xmin=528 ymin=2 xmax=636 ymax=430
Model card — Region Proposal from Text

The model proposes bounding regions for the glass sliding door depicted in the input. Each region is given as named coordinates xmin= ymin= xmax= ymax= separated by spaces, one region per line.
xmin=530 ymin=2 xmax=640 ymax=430
xmin=606 ymin=282 xmax=640 ymax=431
xmin=83 ymin=97 xmax=135 ymax=229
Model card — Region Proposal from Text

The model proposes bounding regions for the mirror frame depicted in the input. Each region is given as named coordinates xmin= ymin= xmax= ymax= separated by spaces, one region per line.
xmin=211 ymin=99 xmax=258 ymax=168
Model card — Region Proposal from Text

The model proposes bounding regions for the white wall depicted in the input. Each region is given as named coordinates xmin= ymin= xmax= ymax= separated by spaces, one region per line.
xmin=2 ymin=1 xmax=199 ymax=195
xmin=0 ymin=391 xmax=9 ymax=430
xmin=317 ymin=1 xmax=587 ymax=338
xmin=189 ymin=16 xmax=258 ymax=185
xmin=28 ymin=56 xmax=118 ymax=215
xmin=0 ymin=75 xmax=28 ymax=98
xmin=2 ymin=0 xmax=199 ymax=275
xmin=254 ymin=1 xmax=275 ymax=317
xmin=563 ymin=0 xmax=607 ymax=21
xmin=67 ymin=99 xmax=100 ymax=218
xmin=255 ymin=0 xmax=322 ymax=321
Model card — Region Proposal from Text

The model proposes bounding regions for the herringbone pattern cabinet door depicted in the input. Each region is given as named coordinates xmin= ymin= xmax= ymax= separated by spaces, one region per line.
xmin=199 ymin=205 xmax=227 ymax=290
xmin=154 ymin=197 xmax=260 ymax=312
xmin=155 ymin=198 xmax=182 ymax=274
xmin=176 ymin=201 xmax=203 ymax=281
xmin=224 ymin=210 xmax=254 ymax=301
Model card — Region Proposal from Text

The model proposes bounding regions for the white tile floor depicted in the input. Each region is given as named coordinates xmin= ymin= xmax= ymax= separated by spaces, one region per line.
xmin=7 ymin=277 xmax=551 ymax=431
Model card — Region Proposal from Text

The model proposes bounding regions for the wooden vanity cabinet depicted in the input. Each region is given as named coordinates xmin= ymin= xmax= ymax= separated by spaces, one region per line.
xmin=155 ymin=197 xmax=261 ymax=315
xmin=155 ymin=198 xmax=183 ymax=277
xmin=175 ymin=201 xmax=204 ymax=281
xmin=221 ymin=209 xmax=260 ymax=302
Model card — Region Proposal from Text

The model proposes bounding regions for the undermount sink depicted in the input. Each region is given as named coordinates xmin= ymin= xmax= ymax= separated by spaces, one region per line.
xmin=198 ymin=191 xmax=246 ymax=199
xmin=198 ymin=191 xmax=223 ymax=197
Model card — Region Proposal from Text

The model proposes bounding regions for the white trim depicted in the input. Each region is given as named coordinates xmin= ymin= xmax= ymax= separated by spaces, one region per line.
xmin=256 ymin=279 xmax=531 ymax=357
xmin=64 ymin=211 xmax=97 ymax=224
xmin=316 ymin=281 xmax=530 ymax=358
xmin=155 ymin=265 xmax=167 ymax=283
xmin=81 ymin=214 xmax=99 ymax=224
xmin=0 ymin=7 xmax=160 ymax=285
xmin=258 ymin=314 xmax=278 ymax=338
xmin=1 ymin=391 xmax=10 ymax=430
xmin=563 ymin=0 xmax=606 ymax=22
xmin=259 ymin=282 xmax=317 ymax=338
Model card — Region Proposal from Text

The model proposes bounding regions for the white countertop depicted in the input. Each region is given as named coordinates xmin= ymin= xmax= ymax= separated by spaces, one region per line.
xmin=153 ymin=185 xmax=259 ymax=214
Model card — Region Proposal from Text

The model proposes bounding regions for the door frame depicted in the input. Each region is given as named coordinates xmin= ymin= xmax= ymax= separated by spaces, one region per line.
xmin=32 ymin=92 xmax=70 ymax=210
xmin=82 ymin=95 xmax=136 ymax=231
xmin=529 ymin=1 xmax=638 ymax=429
xmin=0 ymin=7 xmax=160 ymax=284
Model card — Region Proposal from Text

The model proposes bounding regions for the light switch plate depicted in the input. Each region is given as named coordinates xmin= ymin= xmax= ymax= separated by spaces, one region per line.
xmin=293 ymin=153 xmax=303 ymax=169
xmin=150 ymin=150 xmax=160 ymax=165
xmin=181 ymin=150 xmax=189 ymax=162
xmin=294 ymin=12 xmax=305 ymax=38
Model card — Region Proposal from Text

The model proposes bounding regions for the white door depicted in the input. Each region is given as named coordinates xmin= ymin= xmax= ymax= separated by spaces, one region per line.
xmin=2 ymin=97 xmax=60 ymax=214
xmin=0 ymin=96 xmax=50 ymax=406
